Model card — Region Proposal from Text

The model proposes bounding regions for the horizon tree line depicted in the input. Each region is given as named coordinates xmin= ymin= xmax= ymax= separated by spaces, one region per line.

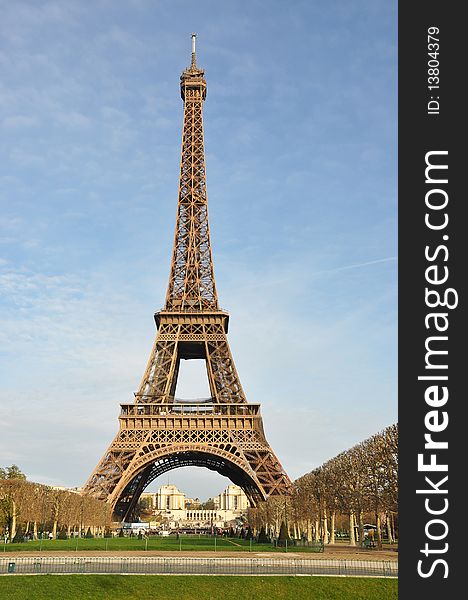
xmin=0 ymin=467 xmax=112 ymax=541
xmin=247 ymin=423 xmax=398 ymax=548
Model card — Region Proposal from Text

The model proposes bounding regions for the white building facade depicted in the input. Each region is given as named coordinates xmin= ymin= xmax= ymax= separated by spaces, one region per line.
xmin=214 ymin=484 xmax=249 ymax=511
xmin=141 ymin=483 xmax=249 ymax=530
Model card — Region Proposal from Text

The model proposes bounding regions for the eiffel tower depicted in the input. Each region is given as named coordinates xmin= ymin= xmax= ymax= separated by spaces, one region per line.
xmin=83 ymin=35 xmax=291 ymax=520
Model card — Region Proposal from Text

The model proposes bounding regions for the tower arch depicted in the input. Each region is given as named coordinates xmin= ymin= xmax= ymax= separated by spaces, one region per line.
xmin=109 ymin=444 xmax=266 ymax=521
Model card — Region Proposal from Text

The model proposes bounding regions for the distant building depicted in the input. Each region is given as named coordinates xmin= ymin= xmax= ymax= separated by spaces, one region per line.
xmin=214 ymin=484 xmax=249 ymax=511
xmin=141 ymin=483 xmax=248 ymax=529
xmin=185 ymin=497 xmax=201 ymax=509
xmin=50 ymin=486 xmax=82 ymax=494
xmin=146 ymin=484 xmax=185 ymax=511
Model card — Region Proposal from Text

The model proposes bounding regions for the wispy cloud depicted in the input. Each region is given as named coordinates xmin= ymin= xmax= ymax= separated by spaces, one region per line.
xmin=310 ymin=255 xmax=397 ymax=275
xmin=229 ymin=256 xmax=397 ymax=292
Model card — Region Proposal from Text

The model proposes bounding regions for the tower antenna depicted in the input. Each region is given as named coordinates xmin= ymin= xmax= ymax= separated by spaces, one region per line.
xmin=191 ymin=33 xmax=197 ymax=68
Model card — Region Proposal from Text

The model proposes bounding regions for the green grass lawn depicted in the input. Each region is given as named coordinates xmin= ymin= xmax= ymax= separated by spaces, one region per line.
xmin=1 ymin=535 xmax=323 ymax=553
xmin=0 ymin=575 xmax=398 ymax=600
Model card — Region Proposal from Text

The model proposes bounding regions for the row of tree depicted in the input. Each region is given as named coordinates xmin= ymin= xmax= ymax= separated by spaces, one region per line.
xmin=248 ymin=424 xmax=398 ymax=548
xmin=0 ymin=468 xmax=112 ymax=541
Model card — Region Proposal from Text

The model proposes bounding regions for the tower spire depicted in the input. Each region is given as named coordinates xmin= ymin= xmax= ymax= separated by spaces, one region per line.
xmin=191 ymin=32 xmax=197 ymax=68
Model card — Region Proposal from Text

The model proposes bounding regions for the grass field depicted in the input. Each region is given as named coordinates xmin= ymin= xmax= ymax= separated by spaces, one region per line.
xmin=1 ymin=535 xmax=323 ymax=553
xmin=0 ymin=574 xmax=398 ymax=600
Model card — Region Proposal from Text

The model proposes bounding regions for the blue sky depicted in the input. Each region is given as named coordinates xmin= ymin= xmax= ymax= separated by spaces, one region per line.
xmin=0 ymin=0 xmax=397 ymax=500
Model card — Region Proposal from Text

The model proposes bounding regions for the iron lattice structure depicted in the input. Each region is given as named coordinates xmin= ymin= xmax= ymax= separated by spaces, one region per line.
xmin=83 ymin=35 xmax=291 ymax=520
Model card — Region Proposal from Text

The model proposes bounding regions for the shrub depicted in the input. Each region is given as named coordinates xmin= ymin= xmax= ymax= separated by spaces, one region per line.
xmin=277 ymin=521 xmax=289 ymax=547
xmin=257 ymin=526 xmax=270 ymax=544
xmin=12 ymin=525 xmax=24 ymax=543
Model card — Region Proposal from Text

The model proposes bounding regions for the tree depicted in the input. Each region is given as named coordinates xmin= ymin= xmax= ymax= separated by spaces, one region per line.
xmin=0 ymin=479 xmax=112 ymax=541
xmin=363 ymin=425 xmax=398 ymax=548
xmin=0 ymin=478 xmax=30 ymax=539
xmin=0 ymin=465 xmax=26 ymax=480
xmin=135 ymin=497 xmax=153 ymax=520
xmin=241 ymin=424 xmax=398 ymax=551
xmin=289 ymin=423 xmax=398 ymax=550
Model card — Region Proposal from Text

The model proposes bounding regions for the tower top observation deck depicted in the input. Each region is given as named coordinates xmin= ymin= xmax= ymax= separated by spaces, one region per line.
xmin=180 ymin=33 xmax=206 ymax=100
